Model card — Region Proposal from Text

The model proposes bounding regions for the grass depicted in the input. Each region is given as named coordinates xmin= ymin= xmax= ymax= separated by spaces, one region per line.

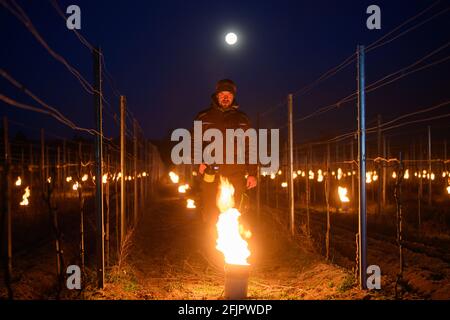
xmin=338 ymin=274 xmax=356 ymax=293
xmin=123 ymin=281 xmax=139 ymax=292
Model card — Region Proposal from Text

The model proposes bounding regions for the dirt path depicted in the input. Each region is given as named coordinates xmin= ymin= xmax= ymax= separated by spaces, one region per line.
xmin=94 ymin=196 xmax=387 ymax=300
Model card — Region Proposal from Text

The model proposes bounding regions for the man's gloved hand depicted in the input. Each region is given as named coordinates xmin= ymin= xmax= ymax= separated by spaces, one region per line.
xmin=246 ymin=176 xmax=257 ymax=189
xmin=199 ymin=163 xmax=207 ymax=174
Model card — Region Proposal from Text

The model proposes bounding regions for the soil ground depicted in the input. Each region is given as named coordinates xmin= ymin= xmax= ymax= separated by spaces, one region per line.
xmin=79 ymin=195 xmax=385 ymax=300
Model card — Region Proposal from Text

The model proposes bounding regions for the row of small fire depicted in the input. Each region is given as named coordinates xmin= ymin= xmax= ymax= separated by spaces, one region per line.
xmin=174 ymin=167 xmax=450 ymax=206
xmin=11 ymin=171 xmax=151 ymax=207
xmin=260 ymin=168 xmax=450 ymax=182
xmin=188 ymin=167 xmax=450 ymax=183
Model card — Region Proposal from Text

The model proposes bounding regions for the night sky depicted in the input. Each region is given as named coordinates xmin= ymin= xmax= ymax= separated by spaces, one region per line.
xmin=1 ymin=0 xmax=449 ymax=144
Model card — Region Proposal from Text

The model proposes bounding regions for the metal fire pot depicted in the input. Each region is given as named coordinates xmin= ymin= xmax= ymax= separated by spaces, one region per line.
xmin=224 ymin=264 xmax=250 ymax=300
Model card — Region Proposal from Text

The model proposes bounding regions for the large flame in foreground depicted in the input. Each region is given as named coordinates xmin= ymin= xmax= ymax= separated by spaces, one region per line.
xmin=215 ymin=177 xmax=251 ymax=266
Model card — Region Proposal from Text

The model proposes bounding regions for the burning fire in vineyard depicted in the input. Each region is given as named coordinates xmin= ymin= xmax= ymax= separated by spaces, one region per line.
xmin=215 ymin=177 xmax=251 ymax=299
xmin=169 ymin=171 xmax=179 ymax=184
xmin=338 ymin=186 xmax=350 ymax=203
xmin=186 ymin=198 xmax=196 ymax=209
xmin=178 ymin=184 xmax=189 ymax=193
xmin=20 ymin=187 xmax=31 ymax=206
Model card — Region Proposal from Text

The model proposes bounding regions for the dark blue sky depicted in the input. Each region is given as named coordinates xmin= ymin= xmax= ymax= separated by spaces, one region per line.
xmin=1 ymin=0 xmax=449 ymax=143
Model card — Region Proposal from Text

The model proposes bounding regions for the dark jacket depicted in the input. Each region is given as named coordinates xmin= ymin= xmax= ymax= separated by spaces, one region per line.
xmin=194 ymin=95 xmax=257 ymax=178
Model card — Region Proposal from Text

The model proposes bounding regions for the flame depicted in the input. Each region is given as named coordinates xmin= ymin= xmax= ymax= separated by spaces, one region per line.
xmin=81 ymin=174 xmax=88 ymax=182
xmin=15 ymin=176 xmax=22 ymax=186
xmin=278 ymin=170 xmax=282 ymax=175
xmin=373 ymin=171 xmax=378 ymax=182
xmin=66 ymin=176 xmax=72 ymax=182
xmin=72 ymin=182 xmax=79 ymax=191
xmin=102 ymin=174 xmax=108 ymax=184
xmin=47 ymin=177 xmax=52 ymax=183
xmin=338 ymin=186 xmax=350 ymax=203
xmin=366 ymin=172 xmax=373 ymax=184
xmin=270 ymin=173 xmax=276 ymax=180
xmin=281 ymin=182 xmax=288 ymax=188
xmin=431 ymin=173 xmax=435 ymax=181
xmin=215 ymin=177 xmax=251 ymax=266
xmin=447 ymin=186 xmax=450 ymax=195
xmin=317 ymin=169 xmax=324 ymax=182
xmin=142 ymin=172 xmax=147 ymax=177
xmin=169 ymin=171 xmax=179 ymax=184
xmin=20 ymin=186 xmax=30 ymax=206
xmin=337 ymin=168 xmax=343 ymax=180
xmin=309 ymin=170 xmax=314 ymax=180
xmin=404 ymin=169 xmax=410 ymax=179
xmin=392 ymin=172 xmax=397 ymax=179
xmin=178 ymin=185 xmax=187 ymax=193
xmin=186 ymin=199 xmax=196 ymax=209
xmin=293 ymin=172 xmax=298 ymax=179
xmin=217 ymin=178 xmax=235 ymax=212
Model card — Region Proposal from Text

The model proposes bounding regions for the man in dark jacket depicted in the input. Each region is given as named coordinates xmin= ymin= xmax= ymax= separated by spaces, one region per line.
xmin=194 ymin=79 xmax=257 ymax=228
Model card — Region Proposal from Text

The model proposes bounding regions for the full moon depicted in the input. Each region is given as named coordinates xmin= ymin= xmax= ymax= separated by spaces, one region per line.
xmin=225 ymin=32 xmax=238 ymax=45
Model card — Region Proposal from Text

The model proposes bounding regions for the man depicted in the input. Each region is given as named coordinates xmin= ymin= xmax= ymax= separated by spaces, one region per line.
xmin=194 ymin=79 xmax=257 ymax=230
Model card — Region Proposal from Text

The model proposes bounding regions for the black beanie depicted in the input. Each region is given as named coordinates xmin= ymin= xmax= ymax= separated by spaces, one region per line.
xmin=215 ymin=79 xmax=237 ymax=95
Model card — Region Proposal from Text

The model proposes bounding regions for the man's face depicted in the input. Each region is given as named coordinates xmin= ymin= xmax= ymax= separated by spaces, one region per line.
xmin=217 ymin=91 xmax=234 ymax=109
